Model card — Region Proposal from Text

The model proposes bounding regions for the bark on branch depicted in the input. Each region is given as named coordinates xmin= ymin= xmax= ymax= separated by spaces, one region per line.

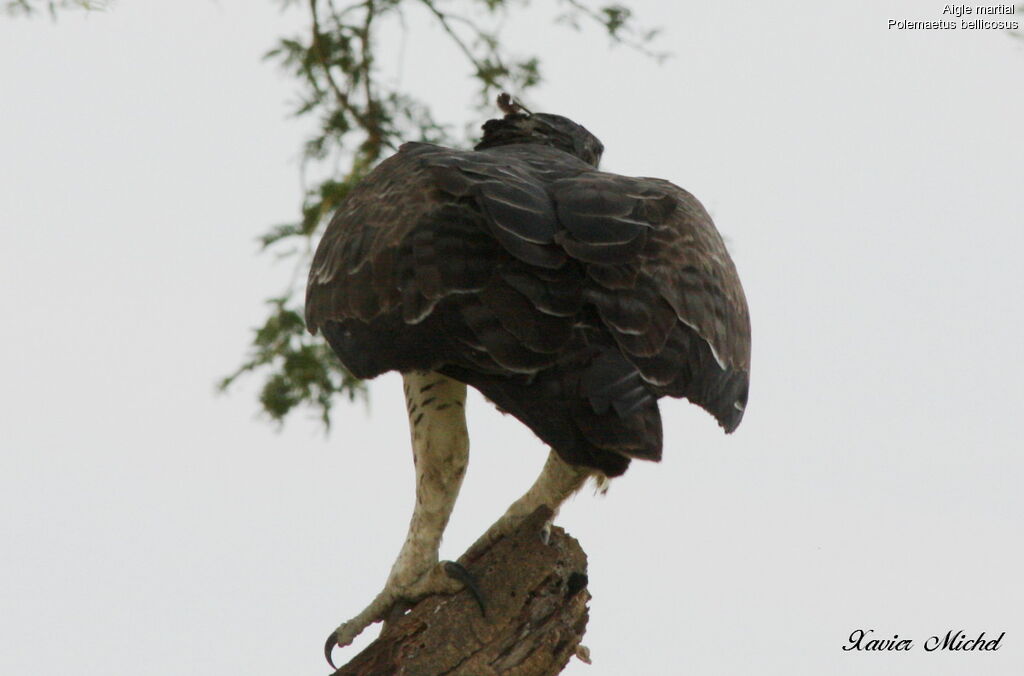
xmin=332 ymin=507 xmax=592 ymax=676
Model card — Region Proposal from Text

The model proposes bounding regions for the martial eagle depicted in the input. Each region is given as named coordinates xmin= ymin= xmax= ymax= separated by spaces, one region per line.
xmin=307 ymin=95 xmax=751 ymax=664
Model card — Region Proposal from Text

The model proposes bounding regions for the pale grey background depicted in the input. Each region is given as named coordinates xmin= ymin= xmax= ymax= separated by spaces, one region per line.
xmin=2 ymin=1 xmax=1022 ymax=674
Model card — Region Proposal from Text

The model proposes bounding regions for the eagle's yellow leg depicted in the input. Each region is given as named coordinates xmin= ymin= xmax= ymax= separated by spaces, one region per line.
xmin=326 ymin=371 xmax=469 ymax=657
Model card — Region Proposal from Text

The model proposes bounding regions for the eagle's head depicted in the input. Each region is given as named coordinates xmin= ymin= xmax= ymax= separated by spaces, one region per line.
xmin=475 ymin=93 xmax=604 ymax=168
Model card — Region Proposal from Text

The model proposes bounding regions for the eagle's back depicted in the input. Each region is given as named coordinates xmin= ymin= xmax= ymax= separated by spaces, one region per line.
xmin=306 ymin=141 xmax=750 ymax=476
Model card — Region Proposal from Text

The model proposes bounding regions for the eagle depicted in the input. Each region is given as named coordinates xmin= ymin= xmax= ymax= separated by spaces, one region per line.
xmin=307 ymin=94 xmax=751 ymax=664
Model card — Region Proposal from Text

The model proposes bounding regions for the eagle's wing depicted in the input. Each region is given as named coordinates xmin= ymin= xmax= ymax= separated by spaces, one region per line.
xmin=306 ymin=142 xmax=750 ymax=475
xmin=547 ymin=171 xmax=751 ymax=432
xmin=306 ymin=143 xmax=458 ymax=327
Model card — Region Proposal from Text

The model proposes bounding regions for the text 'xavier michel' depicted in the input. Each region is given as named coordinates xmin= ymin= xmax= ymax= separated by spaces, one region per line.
xmin=843 ymin=629 xmax=1005 ymax=652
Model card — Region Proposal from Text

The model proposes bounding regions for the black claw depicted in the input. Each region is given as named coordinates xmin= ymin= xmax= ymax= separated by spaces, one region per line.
xmin=443 ymin=560 xmax=486 ymax=616
xmin=324 ymin=630 xmax=338 ymax=670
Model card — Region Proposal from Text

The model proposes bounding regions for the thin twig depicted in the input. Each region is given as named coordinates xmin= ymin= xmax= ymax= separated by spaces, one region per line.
xmin=560 ymin=0 xmax=667 ymax=60
xmin=357 ymin=0 xmax=383 ymax=158
xmin=418 ymin=0 xmax=498 ymax=84
xmin=309 ymin=0 xmax=376 ymax=131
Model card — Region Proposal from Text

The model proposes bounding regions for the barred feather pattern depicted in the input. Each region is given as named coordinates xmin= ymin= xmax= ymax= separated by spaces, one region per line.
xmin=306 ymin=140 xmax=750 ymax=477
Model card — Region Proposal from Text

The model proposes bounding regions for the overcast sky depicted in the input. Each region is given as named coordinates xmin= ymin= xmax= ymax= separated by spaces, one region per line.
xmin=2 ymin=1 xmax=1022 ymax=674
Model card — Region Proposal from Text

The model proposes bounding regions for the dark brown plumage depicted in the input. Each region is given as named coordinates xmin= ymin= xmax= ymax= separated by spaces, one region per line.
xmin=306 ymin=106 xmax=750 ymax=477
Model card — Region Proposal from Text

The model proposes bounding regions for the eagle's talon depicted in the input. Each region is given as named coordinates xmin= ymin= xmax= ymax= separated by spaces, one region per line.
xmin=324 ymin=630 xmax=338 ymax=669
xmin=443 ymin=560 xmax=486 ymax=616
xmin=324 ymin=620 xmax=366 ymax=668
xmin=322 ymin=558 xmax=477 ymax=668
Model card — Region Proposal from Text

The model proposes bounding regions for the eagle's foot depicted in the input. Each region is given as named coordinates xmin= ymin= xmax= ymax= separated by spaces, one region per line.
xmin=324 ymin=559 xmax=482 ymax=668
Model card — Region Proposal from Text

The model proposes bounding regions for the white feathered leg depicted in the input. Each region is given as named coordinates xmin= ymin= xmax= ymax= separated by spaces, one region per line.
xmin=326 ymin=371 xmax=469 ymax=657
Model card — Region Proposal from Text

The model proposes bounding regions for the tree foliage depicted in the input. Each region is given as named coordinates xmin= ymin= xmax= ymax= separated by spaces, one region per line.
xmin=3 ymin=0 xmax=110 ymax=17
xmin=219 ymin=0 xmax=663 ymax=427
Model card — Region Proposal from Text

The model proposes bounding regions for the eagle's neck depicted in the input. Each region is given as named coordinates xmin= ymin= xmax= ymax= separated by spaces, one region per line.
xmin=474 ymin=114 xmax=544 ymax=151
xmin=474 ymin=113 xmax=603 ymax=167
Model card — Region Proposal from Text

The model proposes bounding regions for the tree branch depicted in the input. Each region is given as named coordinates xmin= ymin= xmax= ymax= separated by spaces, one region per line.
xmin=332 ymin=507 xmax=592 ymax=676
xmin=419 ymin=0 xmax=493 ymax=81
xmin=310 ymin=0 xmax=376 ymax=136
